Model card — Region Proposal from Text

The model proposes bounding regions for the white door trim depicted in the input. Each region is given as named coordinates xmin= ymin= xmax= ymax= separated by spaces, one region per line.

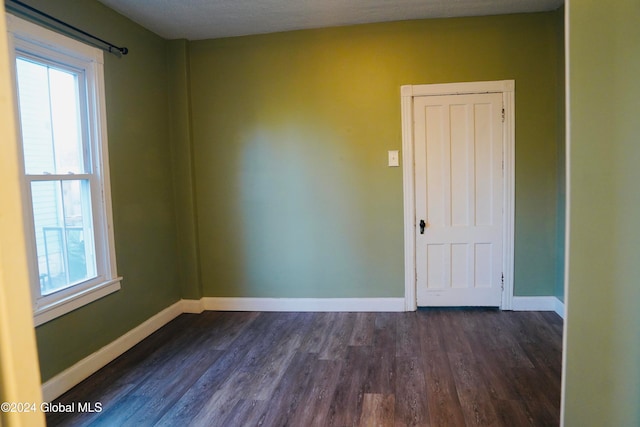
xmin=401 ymin=80 xmax=515 ymax=311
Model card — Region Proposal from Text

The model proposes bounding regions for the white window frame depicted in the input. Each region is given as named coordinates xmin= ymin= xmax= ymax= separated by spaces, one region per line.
xmin=7 ymin=14 xmax=121 ymax=326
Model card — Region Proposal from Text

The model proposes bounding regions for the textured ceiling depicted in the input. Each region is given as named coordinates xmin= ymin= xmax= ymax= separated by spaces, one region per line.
xmin=97 ymin=0 xmax=564 ymax=40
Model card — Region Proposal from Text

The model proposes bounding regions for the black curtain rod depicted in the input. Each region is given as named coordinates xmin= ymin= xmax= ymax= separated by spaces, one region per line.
xmin=5 ymin=0 xmax=128 ymax=57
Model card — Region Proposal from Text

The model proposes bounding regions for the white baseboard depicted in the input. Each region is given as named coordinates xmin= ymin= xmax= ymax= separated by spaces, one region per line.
xmin=41 ymin=300 xmax=184 ymax=402
xmin=42 ymin=295 xmax=563 ymax=400
xmin=200 ymin=297 xmax=406 ymax=312
xmin=180 ymin=298 xmax=204 ymax=314
xmin=512 ymin=296 xmax=565 ymax=319
xmin=554 ymin=298 xmax=565 ymax=318
xmin=51 ymin=295 xmax=569 ymax=401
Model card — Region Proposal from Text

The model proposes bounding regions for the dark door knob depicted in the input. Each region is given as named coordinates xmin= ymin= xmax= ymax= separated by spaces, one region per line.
xmin=419 ymin=219 xmax=426 ymax=234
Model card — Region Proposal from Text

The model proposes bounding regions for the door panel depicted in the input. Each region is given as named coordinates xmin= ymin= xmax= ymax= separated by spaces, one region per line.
xmin=415 ymin=93 xmax=503 ymax=306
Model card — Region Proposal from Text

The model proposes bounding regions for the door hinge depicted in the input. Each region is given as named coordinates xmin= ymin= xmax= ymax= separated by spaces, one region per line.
xmin=501 ymin=273 xmax=504 ymax=290
xmin=501 ymin=108 xmax=505 ymax=123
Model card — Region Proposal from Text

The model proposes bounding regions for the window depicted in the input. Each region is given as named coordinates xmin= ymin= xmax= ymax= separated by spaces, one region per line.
xmin=7 ymin=15 xmax=121 ymax=326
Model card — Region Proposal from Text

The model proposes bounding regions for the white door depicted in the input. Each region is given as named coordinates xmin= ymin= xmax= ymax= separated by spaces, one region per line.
xmin=414 ymin=92 xmax=504 ymax=306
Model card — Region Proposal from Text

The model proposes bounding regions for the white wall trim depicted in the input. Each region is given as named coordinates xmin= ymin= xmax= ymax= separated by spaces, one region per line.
xmin=554 ymin=298 xmax=565 ymax=319
xmin=401 ymin=86 xmax=417 ymax=311
xmin=512 ymin=296 xmax=565 ymax=318
xmin=404 ymin=80 xmax=515 ymax=96
xmin=41 ymin=300 xmax=184 ymax=402
xmin=401 ymin=80 xmax=515 ymax=311
xmin=201 ymin=297 xmax=405 ymax=312
xmin=180 ymin=298 xmax=204 ymax=314
xmin=501 ymin=87 xmax=516 ymax=310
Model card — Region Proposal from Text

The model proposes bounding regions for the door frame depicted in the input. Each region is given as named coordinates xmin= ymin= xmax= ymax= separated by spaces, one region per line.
xmin=401 ymin=80 xmax=515 ymax=311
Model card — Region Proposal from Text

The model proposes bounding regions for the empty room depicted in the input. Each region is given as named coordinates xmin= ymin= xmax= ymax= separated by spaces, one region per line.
xmin=0 ymin=0 xmax=638 ymax=426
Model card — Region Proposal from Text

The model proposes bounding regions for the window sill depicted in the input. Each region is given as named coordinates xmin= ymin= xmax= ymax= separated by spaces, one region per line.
xmin=33 ymin=277 xmax=122 ymax=327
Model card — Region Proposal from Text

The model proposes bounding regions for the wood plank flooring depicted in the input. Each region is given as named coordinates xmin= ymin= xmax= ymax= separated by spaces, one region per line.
xmin=46 ymin=309 xmax=563 ymax=426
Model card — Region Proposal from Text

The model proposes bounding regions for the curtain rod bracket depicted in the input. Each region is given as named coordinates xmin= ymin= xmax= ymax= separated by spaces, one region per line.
xmin=108 ymin=46 xmax=129 ymax=56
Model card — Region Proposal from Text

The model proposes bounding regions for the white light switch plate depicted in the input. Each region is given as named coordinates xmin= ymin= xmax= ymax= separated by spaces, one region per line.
xmin=388 ymin=150 xmax=399 ymax=167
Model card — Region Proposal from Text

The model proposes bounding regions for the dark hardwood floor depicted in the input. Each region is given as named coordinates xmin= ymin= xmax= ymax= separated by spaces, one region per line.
xmin=46 ymin=309 xmax=563 ymax=426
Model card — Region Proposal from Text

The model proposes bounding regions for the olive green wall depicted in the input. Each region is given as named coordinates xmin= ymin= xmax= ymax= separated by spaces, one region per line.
xmin=14 ymin=0 xmax=182 ymax=381
xmin=7 ymin=0 xmax=566 ymax=383
xmin=564 ymin=0 xmax=640 ymax=425
xmin=188 ymin=13 xmax=564 ymax=298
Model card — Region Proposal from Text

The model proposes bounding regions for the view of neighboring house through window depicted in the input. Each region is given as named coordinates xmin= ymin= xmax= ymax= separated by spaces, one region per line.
xmin=8 ymin=14 xmax=121 ymax=326
xmin=16 ymin=57 xmax=97 ymax=294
